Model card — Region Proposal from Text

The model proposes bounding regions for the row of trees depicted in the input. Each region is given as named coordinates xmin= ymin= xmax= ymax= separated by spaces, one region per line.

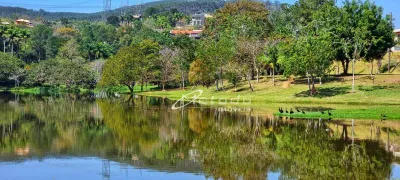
xmin=100 ymin=0 xmax=396 ymax=96
xmin=0 ymin=0 xmax=396 ymax=95
xmin=0 ymin=7 xmax=193 ymax=90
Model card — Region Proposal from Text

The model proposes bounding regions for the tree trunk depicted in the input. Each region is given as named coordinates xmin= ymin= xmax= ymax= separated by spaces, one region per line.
xmin=370 ymin=60 xmax=374 ymax=77
xmin=162 ymin=82 xmax=165 ymax=91
xmin=352 ymin=59 xmax=355 ymax=93
xmin=306 ymin=71 xmax=311 ymax=96
xmin=377 ymin=59 xmax=382 ymax=74
xmin=311 ymin=75 xmax=316 ymax=96
xmin=127 ymin=85 xmax=134 ymax=93
xmin=11 ymin=42 xmax=13 ymax=56
xmin=247 ymin=74 xmax=253 ymax=92
xmin=337 ymin=61 xmax=340 ymax=75
xmin=256 ymin=69 xmax=260 ymax=83
xmin=388 ymin=48 xmax=391 ymax=74
xmin=220 ymin=67 xmax=224 ymax=90
xmin=272 ymin=67 xmax=275 ymax=86
xmin=181 ymin=71 xmax=185 ymax=90
xmin=141 ymin=79 xmax=144 ymax=92
xmin=215 ymin=80 xmax=219 ymax=91
xmin=3 ymin=40 xmax=5 ymax=53
xmin=341 ymin=60 xmax=350 ymax=75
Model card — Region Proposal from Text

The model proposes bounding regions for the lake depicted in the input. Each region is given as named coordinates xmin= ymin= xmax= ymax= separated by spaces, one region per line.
xmin=0 ymin=92 xmax=399 ymax=179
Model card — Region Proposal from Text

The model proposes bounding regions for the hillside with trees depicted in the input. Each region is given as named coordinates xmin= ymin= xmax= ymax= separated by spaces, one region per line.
xmin=0 ymin=0 xmax=226 ymax=21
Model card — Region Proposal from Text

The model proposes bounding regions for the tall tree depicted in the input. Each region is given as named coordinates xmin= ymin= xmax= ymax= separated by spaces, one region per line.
xmin=30 ymin=24 xmax=54 ymax=61
xmin=158 ymin=47 xmax=180 ymax=91
xmin=0 ymin=25 xmax=8 ymax=53
xmin=336 ymin=0 xmax=393 ymax=76
xmin=188 ymin=59 xmax=215 ymax=88
xmin=173 ymin=35 xmax=196 ymax=89
xmin=279 ymin=33 xmax=335 ymax=96
xmin=205 ymin=0 xmax=271 ymax=39
xmin=197 ymin=33 xmax=236 ymax=90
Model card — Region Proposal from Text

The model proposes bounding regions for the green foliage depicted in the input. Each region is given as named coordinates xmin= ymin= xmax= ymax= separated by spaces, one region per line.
xmin=206 ymin=0 xmax=271 ymax=39
xmin=57 ymin=38 xmax=84 ymax=62
xmin=279 ymin=34 xmax=335 ymax=78
xmin=334 ymin=0 xmax=394 ymax=74
xmin=0 ymin=25 xmax=31 ymax=57
xmin=76 ymin=22 xmax=117 ymax=60
xmin=24 ymin=59 xmax=96 ymax=89
xmin=196 ymin=33 xmax=236 ymax=89
xmin=188 ymin=59 xmax=215 ymax=88
xmin=107 ymin=15 xmax=120 ymax=26
xmin=0 ymin=52 xmax=25 ymax=82
xmin=100 ymin=39 xmax=160 ymax=92
xmin=132 ymin=27 xmax=173 ymax=46
xmin=30 ymin=24 xmax=59 ymax=60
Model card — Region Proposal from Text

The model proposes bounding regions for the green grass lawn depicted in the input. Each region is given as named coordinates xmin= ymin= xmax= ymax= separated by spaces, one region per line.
xmin=139 ymin=73 xmax=400 ymax=120
xmin=140 ymin=74 xmax=400 ymax=105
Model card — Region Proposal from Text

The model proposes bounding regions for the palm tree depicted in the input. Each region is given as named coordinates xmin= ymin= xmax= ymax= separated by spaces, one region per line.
xmin=127 ymin=15 xmax=134 ymax=26
xmin=5 ymin=27 xmax=22 ymax=56
xmin=15 ymin=29 xmax=30 ymax=55
xmin=0 ymin=25 xmax=9 ymax=53
xmin=120 ymin=15 xmax=125 ymax=26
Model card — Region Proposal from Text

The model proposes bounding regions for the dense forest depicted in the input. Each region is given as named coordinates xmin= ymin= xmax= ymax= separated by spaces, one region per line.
xmin=0 ymin=0 xmax=397 ymax=95
xmin=0 ymin=0 xmax=227 ymax=21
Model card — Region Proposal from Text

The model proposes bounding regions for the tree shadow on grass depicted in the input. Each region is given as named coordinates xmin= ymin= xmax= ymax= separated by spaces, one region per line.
xmin=358 ymin=85 xmax=394 ymax=92
xmin=295 ymin=86 xmax=350 ymax=98
xmin=292 ymin=76 xmax=345 ymax=85
xmin=235 ymin=86 xmax=251 ymax=92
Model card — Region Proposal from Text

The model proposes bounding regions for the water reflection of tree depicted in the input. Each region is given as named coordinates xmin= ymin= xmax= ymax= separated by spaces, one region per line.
xmin=275 ymin=120 xmax=392 ymax=179
xmin=0 ymin=93 xmax=395 ymax=179
xmin=0 ymin=94 xmax=117 ymax=159
xmin=194 ymin=114 xmax=275 ymax=180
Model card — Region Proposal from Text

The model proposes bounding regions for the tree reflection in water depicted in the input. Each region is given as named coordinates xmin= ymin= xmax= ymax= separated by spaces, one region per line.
xmin=0 ymin=92 xmax=396 ymax=179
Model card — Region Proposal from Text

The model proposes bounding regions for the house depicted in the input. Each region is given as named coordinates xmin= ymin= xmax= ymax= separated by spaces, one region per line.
xmin=170 ymin=29 xmax=203 ymax=39
xmin=15 ymin=19 xmax=33 ymax=27
xmin=190 ymin=13 xmax=205 ymax=27
xmin=0 ymin=21 xmax=10 ymax=25
xmin=393 ymin=29 xmax=400 ymax=52
xmin=133 ymin=14 xmax=142 ymax=21
xmin=190 ymin=13 xmax=213 ymax=27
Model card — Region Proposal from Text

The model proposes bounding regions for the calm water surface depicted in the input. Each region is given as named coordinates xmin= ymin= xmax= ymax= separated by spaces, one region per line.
xmin=0 ymin=92 xmax=400 ymax=180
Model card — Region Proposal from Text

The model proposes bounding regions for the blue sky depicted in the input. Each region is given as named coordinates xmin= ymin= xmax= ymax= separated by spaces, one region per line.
xmin=1 ymin=0 xmax=399 ymax=28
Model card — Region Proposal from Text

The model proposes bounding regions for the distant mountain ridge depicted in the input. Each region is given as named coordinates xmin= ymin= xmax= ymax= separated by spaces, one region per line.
xmin=0 ymin=0 xmax=226 ymax=21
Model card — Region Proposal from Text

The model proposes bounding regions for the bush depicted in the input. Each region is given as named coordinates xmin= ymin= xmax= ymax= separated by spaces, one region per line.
xmin=24 ymin=59 xmax=96 ymax=89
xmin=0 ymin=52 xmax=25 ymax=85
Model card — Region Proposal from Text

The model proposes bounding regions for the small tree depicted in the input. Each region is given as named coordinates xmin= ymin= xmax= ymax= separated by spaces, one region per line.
xmin=0 ymin=52 xmax=25 ymax=85
xmin=107 ymin=15 xmax=120 ymax=26
xmin=188 ymin=59 xmax=215 ymax=88
xmin=235 ymin=38 xmax=264 ymax=91
xmin=100 ymin=40 xmax=159 ymax=93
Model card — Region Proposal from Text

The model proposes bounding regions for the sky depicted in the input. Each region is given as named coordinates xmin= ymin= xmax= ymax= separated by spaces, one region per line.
xmin=0 ymin=0 xmax=399 ymax=28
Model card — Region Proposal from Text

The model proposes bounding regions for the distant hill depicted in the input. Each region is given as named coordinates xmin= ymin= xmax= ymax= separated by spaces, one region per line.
xmin=0 ymin=0 xmax=226 ymax=21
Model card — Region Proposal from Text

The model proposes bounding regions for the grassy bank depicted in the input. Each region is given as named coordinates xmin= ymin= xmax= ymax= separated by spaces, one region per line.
xmin=139 ymin=73 xmax=400 ymax=120
xmin=140 ymin=74 xmax=400 ymax=105
xmin=0 ymin=85 xmax=158 ymax=95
